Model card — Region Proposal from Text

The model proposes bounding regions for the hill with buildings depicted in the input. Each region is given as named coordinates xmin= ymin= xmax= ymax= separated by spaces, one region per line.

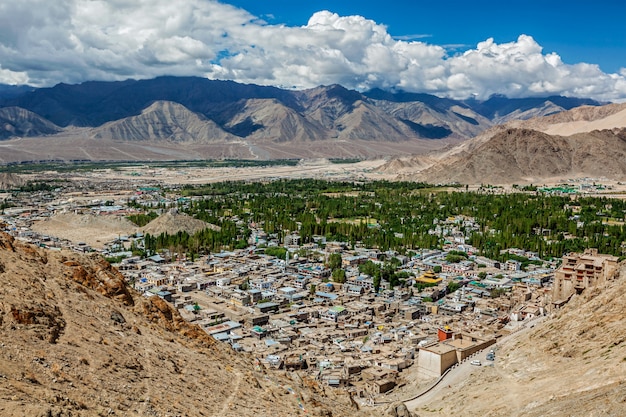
xmin=408 ymin=256 xmax=626 ymax=416
xmin=0 ymin=231 xmax=371 ymax=417
xmin=2 ymin=228 xmax=624 ymax=417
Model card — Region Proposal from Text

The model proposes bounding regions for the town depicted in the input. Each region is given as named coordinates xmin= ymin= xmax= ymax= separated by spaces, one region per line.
xmin=0 ymin=165 xmax=622 ymax=403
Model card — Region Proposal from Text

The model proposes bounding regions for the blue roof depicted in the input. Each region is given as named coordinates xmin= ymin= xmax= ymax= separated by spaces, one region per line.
xmin=265 ymin=339 xmax=279 ymax=347
xmin=315 ymin=291 xmax=339 ymax=300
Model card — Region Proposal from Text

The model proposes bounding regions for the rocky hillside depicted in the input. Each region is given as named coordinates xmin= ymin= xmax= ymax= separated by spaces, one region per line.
xmin=410 ymin=127 xmax=626 ymax=184
xmin=91 ymin=101 xmax=238 ymax=143
xmin=141 ymin=210 xmax=221 ymax=236
xmin=383 ymin=103 xmax=626 ymax=184
xmin=410 ymin=261 xmax=626 ymax=416
xmin=0 ymin=106 xmax=62 ymax=139
xmin=0 ymin=232 xmax=367 ymax=417
xmin=0 ymin=173 xmax=26 ymax=190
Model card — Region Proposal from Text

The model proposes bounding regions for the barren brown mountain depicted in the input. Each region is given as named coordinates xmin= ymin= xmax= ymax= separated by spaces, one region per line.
xmin=2 ymin=77 xmax=599 ymax=163
xmin=0 ymin=172 xmax=26 ymax=190
xmin=383 ymin=103 xmax=626 ymax=184
xmin=0 ymin=106 xmax=62 ymax=139
xmin=0 ymin=232 xmax=374 ymax=417
xmin=91 ymin=101 xmax=238 ymax=143
xmin=410 ymin=127 xmax=626 ymax=184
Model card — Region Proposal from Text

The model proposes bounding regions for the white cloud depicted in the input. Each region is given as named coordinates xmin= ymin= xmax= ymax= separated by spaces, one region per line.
xmin=0 ymin=0 xmax=624 ymax=101
xmin=0 ymin=66 xmax=29 ymax=85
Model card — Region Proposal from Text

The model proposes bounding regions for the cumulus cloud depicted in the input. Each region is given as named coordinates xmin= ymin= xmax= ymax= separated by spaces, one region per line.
xmin=0 ymin=0 xmax=624 ymax=101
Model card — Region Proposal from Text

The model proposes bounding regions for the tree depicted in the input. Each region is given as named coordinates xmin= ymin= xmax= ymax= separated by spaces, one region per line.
xmin=332 ymin=268 xmax=346 ymax=283
xmin=433 ymin=265 xmax=442 ymax=273
xmin=373 ymin=274 xmax=381 ymax=293
xmin=447 ymin=281 xmax=460 ymax=293
xmin=478 ymin=271 xmax=487 ymax=279
xmin=359 ymin=260 xmax=379 ymax=277
xmin=329 ymin=253 xmax=342 ymax=270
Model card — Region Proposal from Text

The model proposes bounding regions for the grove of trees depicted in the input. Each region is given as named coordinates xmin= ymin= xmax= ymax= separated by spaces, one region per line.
xmin=133 ymin=179 xmax=626 ymax=261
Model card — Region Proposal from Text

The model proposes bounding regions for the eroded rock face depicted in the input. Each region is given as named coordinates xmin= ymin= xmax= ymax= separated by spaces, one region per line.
xmin=9 ymin=304 xmax=65 ymax=344
xmin=66 ymin=258 xmax=134 ymax=306
xmin=387 ymin=402 xmax=418 ymax=417
xmin=0 ymin=231 xmax=15 ymax=251
xmin=140 ymin=296 xmax=215 ymax=348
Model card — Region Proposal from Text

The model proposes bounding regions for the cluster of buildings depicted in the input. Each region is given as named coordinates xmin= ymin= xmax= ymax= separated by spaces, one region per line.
xmin=104 ymin=235 xmax=559 ymax=399
xmin=3 ymin=178 xmax=620 ymax=400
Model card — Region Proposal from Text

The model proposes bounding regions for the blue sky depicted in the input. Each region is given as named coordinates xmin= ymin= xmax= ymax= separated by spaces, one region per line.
xmin=228 ymin=0 xmax=626 ymax=73
xmin=0 ymin=0 xmax=624 ymax=101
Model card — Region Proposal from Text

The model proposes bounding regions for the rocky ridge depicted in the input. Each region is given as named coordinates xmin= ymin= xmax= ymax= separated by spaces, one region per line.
xmin=91 ymin=101 xmax=239 ymax=143
xmin=382 ymin=103 xmax=626 ymax=184
xmin=0 ymin=231 xmax=371 ymax=417
xmin=0 ymin=77 xmax=602 ymax=161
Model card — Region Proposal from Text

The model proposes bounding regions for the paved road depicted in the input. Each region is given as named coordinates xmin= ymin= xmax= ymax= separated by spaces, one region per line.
xmin=404 ymin=316 xmax=547 ymax=412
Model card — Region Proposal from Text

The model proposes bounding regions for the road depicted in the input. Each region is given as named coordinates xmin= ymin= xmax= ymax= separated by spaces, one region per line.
xmin=404 ymin=316 xmax=547 ymax=412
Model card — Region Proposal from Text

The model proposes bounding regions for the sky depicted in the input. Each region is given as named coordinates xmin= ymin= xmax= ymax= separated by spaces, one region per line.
xmin=0 ymin=0 xmax=625 ymax=101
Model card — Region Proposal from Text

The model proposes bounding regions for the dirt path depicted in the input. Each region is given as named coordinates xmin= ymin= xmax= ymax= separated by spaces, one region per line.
xmin=216 ymin=368 xmax=242 ymax=417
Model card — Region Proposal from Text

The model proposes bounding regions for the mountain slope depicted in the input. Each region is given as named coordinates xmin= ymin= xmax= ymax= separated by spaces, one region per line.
xmin=464 ymin=94 xmax=601 ymax=122
xmin=0 ymin=232 xmax=365 ymax=417
xmin=404 ymin=127 xmax=626 ymax=184
xmin=333 ymin=100 xmax=421 ymax=141
xmin=90 ymin=101 xmax=236 ymax=142
xmin=409 ymin=261 xmax=626 ymax=417
xmin=0 ymin=77 xmax=607 ymax=161
xmin=0 ymin=106 xmax=62 ymax=139
xmin=516 ymin=103 xmax=626 ymax=136
xmin=0 ymin=77 xmax=299 ymax=128
xmin=382 ymin=103 xmax=626 ymax=184
xmin=225 ymin=98 xmax=330 ymax=142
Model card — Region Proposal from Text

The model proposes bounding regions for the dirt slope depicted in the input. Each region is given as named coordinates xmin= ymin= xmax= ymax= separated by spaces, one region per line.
xmin=381 ymin=103 xmax=626 ymax=184
xmin=409 ymin=262 xmax=626 ymax=416
xmin=0 ymin=173 xmax=26 ymax=190
xmin=141 ymin=211 xmax=221 ymax=236
xmin=31 ymin=213 xmax=138 ymax=249
xmin=0 ymin=232 xmax=366 ymax=417
xmin=411 ymin=127 xmax=626 ymax=184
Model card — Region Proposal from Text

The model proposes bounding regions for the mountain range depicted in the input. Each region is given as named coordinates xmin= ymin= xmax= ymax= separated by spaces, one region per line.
xmin=382 ymin=103 xmax=626 ymax=184
xmin=0 ymin=76 xmax=601 ymax=162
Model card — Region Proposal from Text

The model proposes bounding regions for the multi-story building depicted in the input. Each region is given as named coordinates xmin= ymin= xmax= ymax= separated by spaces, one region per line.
xmin=552 ymin=248 xmax=619 ymax=303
